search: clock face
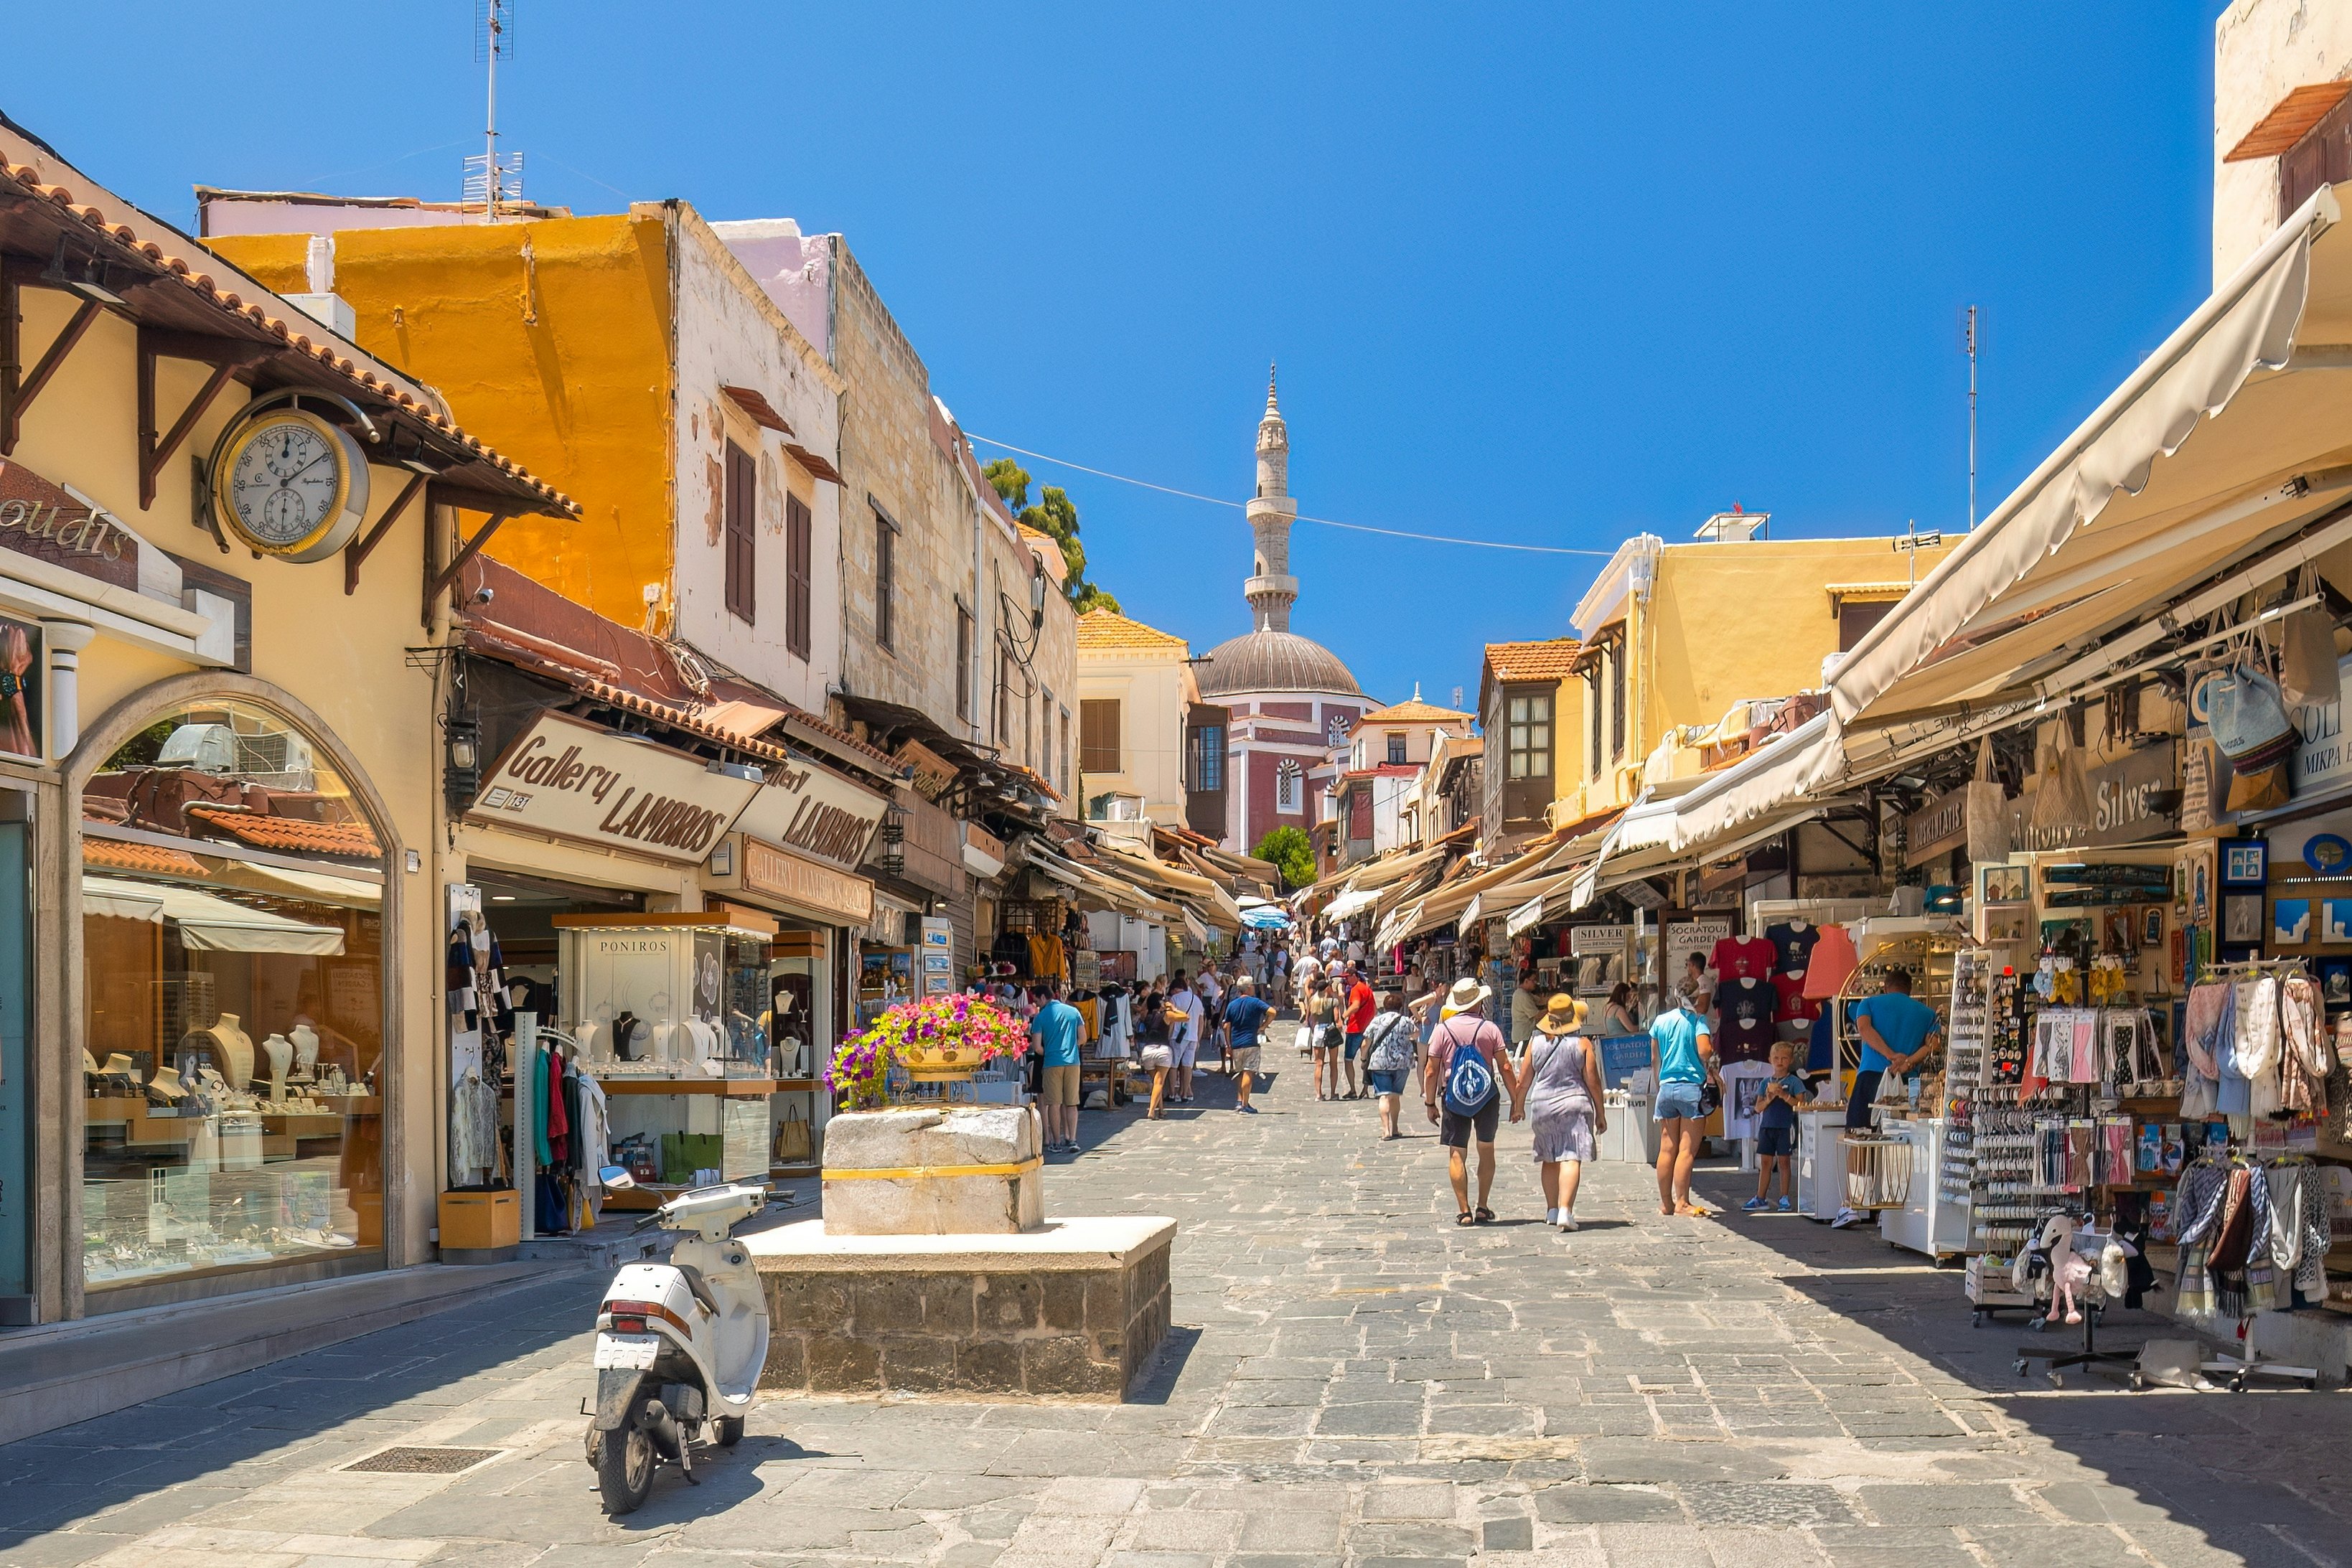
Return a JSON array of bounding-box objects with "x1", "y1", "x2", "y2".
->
[{"x1": 208, "y1": 409, "x2": 373, "y2": 563}]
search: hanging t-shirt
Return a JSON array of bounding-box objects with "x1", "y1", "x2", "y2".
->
[
  {"x1": 1800, "y1": 925, "x2": 1860, "y2": 1000},
  {"x1": 1710, "y1": 934, "x2": 1777, "y2": 982},
  {"x1": 1773, "y1": 972, "x2": 1822, "y2": 1025},
  {"x1": 1765, "y1": 921, "x2": 1819, "y2": 977},
  {"x1": 1720, "y1": 1059, "x2": 1776, "y2": 1139},
  {"x1": 1715, "y1": 977, "x2": 1779, "y2": 1063}
]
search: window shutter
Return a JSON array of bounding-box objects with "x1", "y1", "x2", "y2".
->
[
  {"x1": 723, "y1": 441, "x2": 756, "y2": 624},
  {"x1": 1080, "y1": 700, "x2": 1121, "y2": 774},
  {"x1": 784, "y1": 493, "x2": 812, "y2": 658}
]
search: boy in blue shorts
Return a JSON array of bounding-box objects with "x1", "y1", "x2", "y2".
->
[{"x1": 1743, "y1": 1041, "x2": 1809, "y2": 1213}]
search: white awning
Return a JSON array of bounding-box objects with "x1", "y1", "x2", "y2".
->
[
  {"x1": 1834, "y1": 185, "x2": 2352, "y2": 729},
  {"x1": 83, "y1": 875, "x2": 347, "y2": 956},
  {"x1": 1323, "y1": 887, "x2": 1380, "y2": 922}
]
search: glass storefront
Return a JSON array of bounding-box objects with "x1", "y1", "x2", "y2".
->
[{"x1": 80, "y1": 698, "x2": 384, "y2": 1299}]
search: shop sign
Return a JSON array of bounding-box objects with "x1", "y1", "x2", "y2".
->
[
  {"x1": 741, "y1": 834, "x2": 873, "y2": 925},
  {"x1": 0, "y1": 459, "x2": 139, "y2": 590},
  {"x1": 2006, "y1": 741, "x2": 2179, "y2": 853},
  {"x1": 1664, "y1": 916, "x2": 1730, "y2": 980},
  {"x1": 2290, "y1": 652, "x2": 2352, "y2": 798},
  {"x1": 472, "y1": 710, "x2": 759, "y2": 863},
  {"x1": 734, "y1": 756, "x2": 891, "y2": 873},
  {"x1": 1902, "y1": 789, "x2": 1968, "y2": 869},
  {"x1": 1569, "y1": 923, "x2": 1629, "y2": 955}
]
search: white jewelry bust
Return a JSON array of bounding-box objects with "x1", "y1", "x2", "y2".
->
[
  {"x1": 207, "y1": 1014, "x2": 255, "y2": 1090},
  {"x1": 261, "y1": 1034, "x2": 293, "y2": 1101},
  {"x1": 289, "y1": 1024, "x2": 320, "y2": 1078},
  {"x1": 147, "y1": 1065, "x2": 187, "y2": 1102}
]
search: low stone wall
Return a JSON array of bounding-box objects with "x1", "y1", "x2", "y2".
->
[{"x1": 749, "y1": 1216, "x2": 1175, "y2": 1399}]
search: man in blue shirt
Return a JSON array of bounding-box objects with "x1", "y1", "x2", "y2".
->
[
  {"x1": 1223, "y1": 975, "x2": 1273, "y2": 1114},
  {"x1": 1031, "y1": 980, "x2": 1086, "y2": 1155},
  {"x1": 1834, "y1": 967, "x2": 1942, "y2": 1227}
]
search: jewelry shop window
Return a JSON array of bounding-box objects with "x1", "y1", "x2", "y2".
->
[{"x1": 80, "y1": 699, "x2": 385, "y2": 1298}]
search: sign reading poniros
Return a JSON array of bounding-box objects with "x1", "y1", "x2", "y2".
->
[{"x1": 472, "y1": 710, "x2": 760, "y2": 863}]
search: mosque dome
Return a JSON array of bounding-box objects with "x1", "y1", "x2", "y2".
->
[{"x1": 1195, "y1": 626, "x2": 1362, "y2": 698}]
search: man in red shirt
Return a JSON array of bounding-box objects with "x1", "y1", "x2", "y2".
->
[{"x1": 1344, "y1": 964, "x2": 1377, "y2": 1100}]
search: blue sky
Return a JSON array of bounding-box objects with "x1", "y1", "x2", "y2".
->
[{"x1": 7, "y1": 4, "x2": 2226, "y2": 709}]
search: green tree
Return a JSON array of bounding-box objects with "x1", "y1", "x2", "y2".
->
[
  {"x1": 1254, "y1": 826, "x2": 1317, "y2": 892},
  {"x1": 983, "y1": 459, "x2": 1121, "y2": 614}
]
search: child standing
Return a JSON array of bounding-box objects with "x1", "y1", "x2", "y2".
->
[{"x1": 1743, "y1": 1042, "x2": 1809, "y2": 1212}]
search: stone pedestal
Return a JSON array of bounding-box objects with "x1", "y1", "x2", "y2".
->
[
  {"x1": 749, "y1": 1216, "x2": 1175, "y2": 1399},
  {"x1": 822, "y1": 1106, "x2": 1043, "y2": 1235}
]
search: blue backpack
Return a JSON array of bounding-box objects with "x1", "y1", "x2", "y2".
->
[{"x1": 1439, "y1": 1023, "x2": 1498, "y2": 1116}]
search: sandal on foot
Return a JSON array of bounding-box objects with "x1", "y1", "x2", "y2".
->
[
  {"x1": 1456, "y1": 1211, "x2": 1476, "y2": 1226},
  {"x1": 1474, "y1": 1206, "x2": 1495, "y2": 1224}
]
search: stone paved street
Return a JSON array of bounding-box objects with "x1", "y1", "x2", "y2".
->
[{"x1": 5, "y1": 1061, "x2": 2352, "y2": 1567}]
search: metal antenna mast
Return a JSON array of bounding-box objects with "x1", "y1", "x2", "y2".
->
[
  {"x1": 465, "y1": 1, "x2": 523, "y2": 213},
  {"x1": 1964, "y1": 304, "x2": 1980, "y2": 530}
]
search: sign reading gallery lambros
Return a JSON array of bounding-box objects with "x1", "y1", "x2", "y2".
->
[{"x1": 472, "y1": 711, "x2": 761, "y2": 863}]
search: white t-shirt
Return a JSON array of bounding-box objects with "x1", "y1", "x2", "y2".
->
[
  {"x1": 1168, "y1": 988, "x2": 1204, "y2": 1044},
  {"x1": 1348, "y1": 939, "x2": 1365, "y2": 962},
  {"x1": 1295, "y1": 955, "x2": 1321, "y2": 991}
]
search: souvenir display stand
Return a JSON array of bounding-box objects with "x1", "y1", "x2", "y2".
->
[
  {"x1": 553, "y1": 914, "x2": 777, "y2": 1211},
  {"x1": 769, "y1": 929, "x2": 825, "y2": 1180},
  {"x1": 1825, "y1": 918, "x2": 1966, "y2": 1232}
]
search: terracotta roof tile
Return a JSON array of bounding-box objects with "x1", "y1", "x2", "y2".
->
[
  {"x1": 0, "y1": 157, "x2": 575, "y2": 517},
  {"x1": 184, "y1": 805, "x2": 380, "y2": 859},
  {"x1": 1076, "y1": 608, "x2": 1189, "y2": 654},
  {"x1": 1483, "y1": 638, "x2": 1582, "y2": 684},
  {"x1": 1352, "y1": 698, "x2": 1473, "y2": 727},
  {"x1": 81, "y1": 837, "x2": 210, "y2": 878}
]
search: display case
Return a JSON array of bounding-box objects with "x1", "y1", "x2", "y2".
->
[
  {"x1": 553, "y1": 914, "x2": 777, "y2": 1208},
  {"x1": 769, "y1": 929, "x2": 826, "y2": 1178}
]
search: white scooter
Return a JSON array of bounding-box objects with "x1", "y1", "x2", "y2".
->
[{"x1": 585, "y1": 1167, "x2": 782, "y2": 1513}]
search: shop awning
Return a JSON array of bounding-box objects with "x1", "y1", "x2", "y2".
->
[
  {"x1": 1834, "y1": 184, "x2": 2352, "y2": 731},
  {"x1": 82, "y1": 875, "x2": 347, "y2": 955},
  {"x1": 1323, "y1": 886, "x2": 1381, "y2": 922}
]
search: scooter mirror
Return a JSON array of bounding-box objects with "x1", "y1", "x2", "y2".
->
[{"x1": 598, "y1": 1164, "x2": 637, "y2": 1191}]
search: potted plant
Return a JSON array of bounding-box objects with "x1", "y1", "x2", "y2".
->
[{"x1": 826, "y1": 992, "x2": 1029, "y2": 1108}]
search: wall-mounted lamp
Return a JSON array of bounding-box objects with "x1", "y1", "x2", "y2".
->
[
  {"x1": 444, "y1": 714, "x2": 481, "y2": 816},
  {"x1": 1030, "y1": 561, "x2": 1047, "y2": 630},
  {"x1": 878, "y1": 804, "x2": 907, "y2": 878}
]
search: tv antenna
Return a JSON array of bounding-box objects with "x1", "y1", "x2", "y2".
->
[
  {"x1": 1962, "y1": 304, "x2": 1980, "y2": 530},
  {"x1": 464, "y1": 0, "x2": 525, "y2": 213}
]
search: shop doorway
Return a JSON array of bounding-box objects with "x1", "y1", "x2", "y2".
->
[{"x1": 0, "y1": 789, "x2": 29, "y2": 1316}]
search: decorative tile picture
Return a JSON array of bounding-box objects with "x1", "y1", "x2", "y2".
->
[
  {"x1": 2328, "y1": 900, "x2": 2352, "y2": 944},
  {"x1": 2274, "y1": 898, "x2": 2312, "y2": 946}
]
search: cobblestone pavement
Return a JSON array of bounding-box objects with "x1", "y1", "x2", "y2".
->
[{"x1": 6, "y1": 1058, "x2": 2352, "y2": 1567}]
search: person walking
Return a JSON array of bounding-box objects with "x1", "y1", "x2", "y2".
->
[
  {"x1": 1362, "y1": 987, "x2": 1419, "y2": 1139},
  {"x1": 1343, "y1": 963, "x2": 1376, "y2": 1100},
  {"x1": 1167, "y1": 970, "x2": 1204, "y2": 1105},
  {"x1": 1293, "y1": 945, "x2": 1321, "y2": 1007},
  {"x1": 1598, "y1": 982, "x2": 1641, "y2": 1037},
  {"x1": 1271, "y1": 944, "x2": 1291, "y2": 1008},
  {"x1": 1224, "y1": 975, "x2": 1272, "y2": 1113},
  {"x1": 1135, "y1": 985, "x2": 1174, "y2": 1118},
  {"x1": 1651, "y1": 981, "x2": 1720, "y2": 1218},
  {"x1": 1303, "y1": 977, "x2": 1341, "y2": 1099},
  {"x1": 1517, "y1": 993, "x2": 1606, "y2": 1231},
  {"x1": 1030, "y1": 980, "x2": 1086, "y2": 1155},
  {"x1": 1197, "y1": 962, "x2": 1227, "y2": 1074},
  {"x1": 1425, "y1": 976, "x2": 1516, "y2": 1225}
]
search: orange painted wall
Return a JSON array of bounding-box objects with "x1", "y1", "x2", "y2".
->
[{"x1": 207, "y1": 214, "x2": 675, "y2": 625}]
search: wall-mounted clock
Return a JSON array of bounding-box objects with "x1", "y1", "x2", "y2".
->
[{"x1": 207, "y1": 408, "x2": 370, "y2": 563}]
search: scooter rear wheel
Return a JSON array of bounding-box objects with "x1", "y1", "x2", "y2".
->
[
  {"x1": 714, "y1": 1415, "x2": 744, "y2": 1447},
  {"x1": 595, "y1": 1424, "x2": 655, "y2": 1514}
]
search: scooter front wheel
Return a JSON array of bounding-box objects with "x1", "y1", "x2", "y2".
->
[{"x1": 595, "y1": 1424, "x2": 656, "y2": 1514}]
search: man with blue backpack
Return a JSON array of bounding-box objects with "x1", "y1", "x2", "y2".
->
[{"x1": 1423, "y1": 976, "x2": 1521, "y2": 1225}]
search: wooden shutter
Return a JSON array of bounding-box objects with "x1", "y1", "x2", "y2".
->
[
  {"x1": 723, "y1": 441, "x2": 756, "y2": 624},
  {"x1": 875, "y1": 512, "x2": 894, "y2": 649},
  {"x1": 1080, "y1": 699, "x2": 1120, "y2": 774},
  {"x1": 784, "y1": 492, "x2": 812, "y2": 658}
]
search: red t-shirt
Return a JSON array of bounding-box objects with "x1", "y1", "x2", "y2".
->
[
  {"x1": 1348, "y1": 982, "x2": 1376, "y2": 1033},
  {"x1": 1773, "y1": 972, "x2": 1821, "y2": 1024},
  {"x1": 1711, "y1": 935, "x2": 1777, "y2": 982}
]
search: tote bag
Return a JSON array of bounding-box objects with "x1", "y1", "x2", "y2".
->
[{"x1": 1964, "y1": 736, "x2": 2010, "y2": 863}]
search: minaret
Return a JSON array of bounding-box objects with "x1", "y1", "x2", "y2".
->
[{"x1": 1245, "y1": 365, "x2": 1300, "y2": 632}]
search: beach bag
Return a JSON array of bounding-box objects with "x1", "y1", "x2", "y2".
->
[
  {"x1": 2282, "y1": 565, "x2": 2342, "y2": 710},
  {"x1": 2030, "y1": 718, "x2": 2094, "y2": 832},
  {"x1": 1438, "y1": 1024, "x2": 1497, "y2": 1116},
  {"x1": 2206, "y1": 659, "x2": 2296, "y2": 774},
  {"x1": 1964, "y1": 737, "x2": 2011, "y2": 863}
]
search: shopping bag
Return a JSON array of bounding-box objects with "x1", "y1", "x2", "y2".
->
[
  {"x1": 2030, "y1": 717, "x2": 2093, "y2": 832},
  {"x1": 1963, "y1": 736, "x2": 2010, "y2": 863},
  {"x1": 772, "y1": 1103, "x2": 812, "y2": 1164},
  {"x1": 2281, "y1": 566, "x2": 2341, "y2": 710},
  {"x1": 2206, "y1": 660, "x2": 2296, "y2": 773}
]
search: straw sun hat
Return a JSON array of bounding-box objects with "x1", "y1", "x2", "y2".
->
[{"x1": 1535, "y1": 994, "x2": 1588, "y2": 1036}]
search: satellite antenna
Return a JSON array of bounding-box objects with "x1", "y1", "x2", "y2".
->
[
  {"x1": 1962, "y1": 304, "x2": 1980, "y2": 530},
  {"x1": 464, "y1": 0, "x2": 525, "y2": 213}
]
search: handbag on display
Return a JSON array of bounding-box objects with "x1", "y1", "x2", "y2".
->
[
  {"x1": 2030, "y1": 717, "x2": 2094, "y2": 832},
  {"x1": 772, "y1": 1102, "x2": 812, "y2": 1164},
  {"x1": 2281, "y1": 565, "x2": 2342, "y2": 710},
  {"x1": 1964, "y1": 737, "x2": 2011, "y2": 863}
]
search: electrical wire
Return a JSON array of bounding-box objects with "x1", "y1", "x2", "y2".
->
[{"x1": 965, "y1": 433, "x2": 1617, "y2": 558}]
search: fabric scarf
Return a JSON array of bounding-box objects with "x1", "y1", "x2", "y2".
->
[
  {"x1": 2237, "y1": 979, "x2": 2282, "y2": 1079},
  {"x1": 2183, "y1": 982, "x2": 2227, "y2": 1079},
  {"x1": 2208, "y1": 1167, "x2": 2257, "y2": 1318}
]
